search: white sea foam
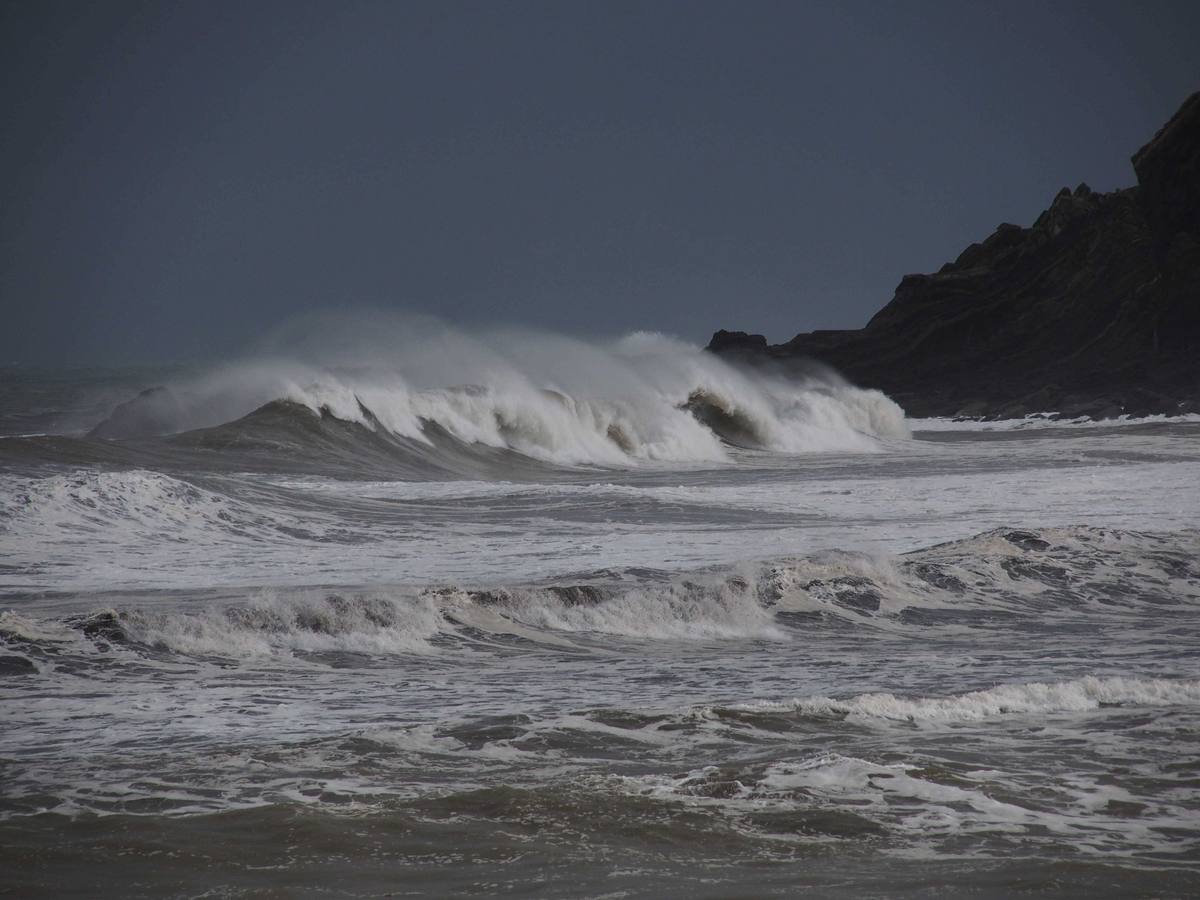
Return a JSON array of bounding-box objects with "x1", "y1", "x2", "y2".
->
[
  {"x1": 738, "y1": 676, "x2": 1200, "y2": 723},
  {"x1": 619, "y1": 752, "x2": 1041, "y2": 835},
  {"x1": 495, "y1": 578, "x2": 788, "y2": 641},
  {"x1": 0, "y1": 611, "x2": 75, "y2": 644},
  {"x1": 911, "y1": 412, "x2": 1200, "y2": 431},
  {"x1": 0, "y1": 470, "x2": 266, "y2": 539},
  {"x1": 619, "y1": 738, "x2": 1198, "y2": 855},
  {"x1": 117, "y1": 591, "x2": 446, "y2": 657}
]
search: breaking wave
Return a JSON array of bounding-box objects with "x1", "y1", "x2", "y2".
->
[
  {"x1": 3, "y1": 525, "x2": 1196, "y2": 664},
  {"x1": 82, "y1": 316, "x2": 909, "y2": 469}
]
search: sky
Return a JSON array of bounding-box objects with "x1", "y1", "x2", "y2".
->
[{"x1": 1, "y1": 0, "x2": 1198, "y2": 365}]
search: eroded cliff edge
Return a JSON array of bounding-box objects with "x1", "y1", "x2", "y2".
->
[{"x1": 709, "y1": 93, "x2": 1200, "y2": 419}]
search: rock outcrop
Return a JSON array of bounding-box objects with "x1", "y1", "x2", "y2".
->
[{"x1": 709, "y1": 93, "x2": 1200, "y2": 419}]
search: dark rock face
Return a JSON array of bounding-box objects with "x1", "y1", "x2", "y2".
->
[
  {"x1": 1133, "y1": 93, "x2": 1200, "y2": 240},
  {"x1": 708, "y1": 329, "x2": 769, "y2": 356},
  {"x1": 708, "y1": 93, "x2": 1200, "y2": 419}
]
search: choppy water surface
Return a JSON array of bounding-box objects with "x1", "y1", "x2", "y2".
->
[{"x1": 1, "y1": 356, "x2": 1198, "y2": 897}]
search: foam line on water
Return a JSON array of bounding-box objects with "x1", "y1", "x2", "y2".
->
[{"x1": 732, "y1": 676, "x2": 1200, "y2": 722}]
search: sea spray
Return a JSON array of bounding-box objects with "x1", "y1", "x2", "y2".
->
[{"x1": 85, "y1": 314, "x2": 910, "y2": 462}]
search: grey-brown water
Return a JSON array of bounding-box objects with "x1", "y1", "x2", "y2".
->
[{"x1": 2, "y1": 360, "x2": 1199, "y2": 898}]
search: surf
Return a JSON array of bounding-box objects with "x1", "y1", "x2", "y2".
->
[{"x1": 79, "y1": 315, "x2": 909, "y2": 471}]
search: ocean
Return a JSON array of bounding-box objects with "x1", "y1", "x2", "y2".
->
[{"x1": 2, "y1": 330, "x2": 1198, "y2": 898}]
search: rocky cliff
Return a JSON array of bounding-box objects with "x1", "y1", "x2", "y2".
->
[{"x1": 709, "y1": 93, "x2": 1200, "y2": 419}]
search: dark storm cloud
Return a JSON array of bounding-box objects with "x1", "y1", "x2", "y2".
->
[{"x1": 1, "y1": 0, "x2": 1197, "y2": 364}]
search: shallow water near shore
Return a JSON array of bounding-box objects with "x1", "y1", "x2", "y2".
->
[{"x1": 2, "y1": 362, "x2": 1199, "y2": 897}]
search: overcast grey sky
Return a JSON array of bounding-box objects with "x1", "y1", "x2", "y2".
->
[{"x1": 1, "y1": 0, "x2": 1197, "y2": 365}]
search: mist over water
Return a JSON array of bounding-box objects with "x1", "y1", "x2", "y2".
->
[{"x1": 1, "y1": 316, "x2": 1198, "y2": 897}]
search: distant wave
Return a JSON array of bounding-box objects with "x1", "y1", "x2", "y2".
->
[{"x1": 83, "y1": 319, "x2": 909, "y2": 468}]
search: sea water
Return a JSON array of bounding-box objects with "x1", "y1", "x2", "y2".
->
[{"x1": 1, "y1": 337, "x2": 1198, "y2": 897}]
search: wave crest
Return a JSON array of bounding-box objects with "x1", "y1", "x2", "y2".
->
[{"x1": 85, "y1": 319, "x2": 909, "y2": 466}]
